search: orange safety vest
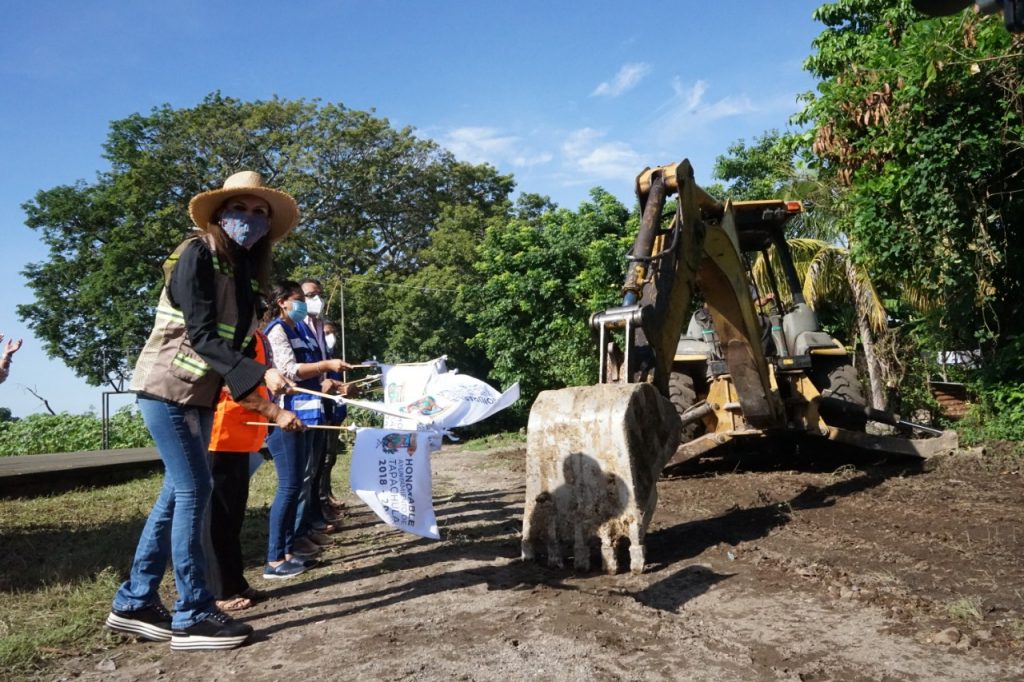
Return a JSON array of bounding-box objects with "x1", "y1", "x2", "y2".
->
[{"x1": 209, "y1": 330, "x2": 270, "y2": 453}]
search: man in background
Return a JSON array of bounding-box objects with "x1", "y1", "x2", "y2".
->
[
  {"x1": 319, "y1": 319, "x2": 348, "y2": 517},
  {"x1": 298, "y1": 279, "x2": 341, "y2": 540}
]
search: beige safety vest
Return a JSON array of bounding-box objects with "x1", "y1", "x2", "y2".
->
[{"x1": 130, "y1": 234, "x2": 257, "y2": 407}]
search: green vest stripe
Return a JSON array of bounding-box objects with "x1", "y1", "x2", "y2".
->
[
  {"x1": 156, "y1": 305, "x2": 185, "y2": 321},
  {"x1": 211, "y1": 253, "x2": 229, "y2": 275},
  {"x1": 132, "y1": 234, "x2": 258, "y2": 407},
  {"x1": 172, "y1": 354, "x2": 210, "y2": 376}
]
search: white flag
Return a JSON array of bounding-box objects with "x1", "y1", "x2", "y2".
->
[
  {"x1": 380, "y1": 357, "x2": 447, "y2": 429},
  {"x1": 349, "y1": 427, "x2": 441, "y2": 539},
  {"x1": 347, "y1": 373, "x2": 520, "y2": 432},
  {"x1": 346, "y1": 361, "x2": 519, "y2": 541},
  {"x1": 406, "y1": 372, "x2": 520, "y2": 430}
]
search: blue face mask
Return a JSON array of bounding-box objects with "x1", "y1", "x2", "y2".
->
[
  {"x1": 287, "y1": 299, "x2": 308, "y2": 323},
  {"x1": 220, "y1": 209, "x2": 270, "y2": 250}
]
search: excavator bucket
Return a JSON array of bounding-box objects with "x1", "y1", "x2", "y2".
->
[{"x1": 521, "y1": 383, "x2": 681, "y2": 574}]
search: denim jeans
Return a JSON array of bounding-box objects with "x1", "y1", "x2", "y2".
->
[
  {"x1": 266, "y1": 427, "x2": 308, "y2": 562},
  {"x1": 248, "y1": 451, "x2": 265, "y2": 478},
  {"x1": 112, "y1": 398, "x2": 215, "y2": 629}
]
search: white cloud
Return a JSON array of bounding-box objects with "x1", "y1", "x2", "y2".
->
[
  {"x1": 562, "y1": 128, "x2": 602, "y2": 157},
  {"x1": 442, "y1": 127, "x2": 519, "y2": 165},
  {"x1": 511, "y1": 152, "x2": 554, "y2": 168},
  {"x1": 562, "y1": 128, "x2": 643, "y2": 180},
  {"x1": 652, "y1": 77, "x2": 755, "y2": 141},
  {"x1": 672, "y1": 77, "x2": 707, "y2": 112},
  {"x1": 441, "y1": 126, "x2": 554, "y2": 171},
  {"x1": 592, "y1": 62, "x2": 651, "y2": 97}
]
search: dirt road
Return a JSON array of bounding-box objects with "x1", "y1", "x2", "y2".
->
[{"x1": 57, "y1": 443, "x2": 1024, "y2": 681}]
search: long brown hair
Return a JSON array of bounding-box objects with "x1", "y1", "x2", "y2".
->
[{"x1": 261, "y1": 280, "x2": 303, "y2": 327}]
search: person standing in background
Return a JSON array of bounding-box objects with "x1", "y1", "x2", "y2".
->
[
  {"x1": 205, "y1": 328, "x2": 273, "y2": 612},
  {"x1": 262, "y1": 281, "x2": 353, "y2": 577},
  {"x1": 319, "y1": 319, "x2": 348, "y2": 517},
  {"x1": 297, "y1": 278, "x2": 339, "y2": 541},
  {"x1": 0, "y1": 334, "x2": 23, "y2": 384}
]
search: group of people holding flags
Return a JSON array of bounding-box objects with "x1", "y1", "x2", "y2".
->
[
  {"x1": 104, "y1": 172, "x2": 361, "y2": 651},
  {"x1": 101, "y1": 170, "x2": 518, "y2": 653}
]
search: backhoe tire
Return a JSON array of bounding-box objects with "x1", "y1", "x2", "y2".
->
[
  {"x1": 817, "y1": 363, "x2": 868, "y2": 431},
  {"x1": 669, "y1": 371, "x2": 702, "y2": 442}
]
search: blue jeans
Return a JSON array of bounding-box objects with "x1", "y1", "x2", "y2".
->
[
  {"x1": 248, "y1": 451, "x2": 265, "y2": 478},
  {"x1": 113, "y1": 398, "x2": 215, "y2": 629},
  {"x1": 266, "y1": 427, "x2": 308, "y2": 562}
]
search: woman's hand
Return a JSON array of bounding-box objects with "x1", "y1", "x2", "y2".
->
[
  {"x1": 239, "y1": 390, "x2": 305, "y2": 431},
  {"x1": 336, "y1": 380, "x2": 362, "y2": 398},
  {"x1": 274, "y1": 409, "x2": 305, "y2": 432},
  {"x1": 324, "y1": 358, "x2": 357, "y2": 373},
  {"x1": 264, "y1": 368, "x2": 293, "y2": 395},
  {"x1": 320, "y1": 377, "x2": 360, "y2": 397}
]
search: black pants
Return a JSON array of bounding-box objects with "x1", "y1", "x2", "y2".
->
[
  {"x1": 318, "y1": 430, "x2": 342, "y2": 502},
  {"x1": 207, "y1": 451, "x2": 251, "y2": 599},
  {"x1": 307, "y1": 429, "x2": 331, "y2": 521}
]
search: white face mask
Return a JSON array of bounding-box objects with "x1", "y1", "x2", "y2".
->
[
  {"x1": 324, "y1": 333, "x2": 337, "y2": 351},
  {"x1": 306, "y1": 295, "x2": 323, "y2": 317}
]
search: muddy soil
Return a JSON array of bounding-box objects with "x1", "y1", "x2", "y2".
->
[{"x1": 57, "y1": 442, "x2": 1024, "y2": 681}]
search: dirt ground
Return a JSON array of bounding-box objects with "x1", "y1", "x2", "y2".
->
[{"x1": 54, "y1": 440, "x2": 1024, "y2": 682}]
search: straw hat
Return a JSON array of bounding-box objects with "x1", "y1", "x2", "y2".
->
[{"x1": 188, "y1": 171, "x2": 299, "y2": 242}]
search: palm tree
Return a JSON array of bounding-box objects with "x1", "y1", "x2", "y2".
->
[
  {"x1": 755, "y1": 238, "x2": 889, "y2": 410},
  {"x1": 714, "y1": 131, "x2": 931, "y2": 410}
]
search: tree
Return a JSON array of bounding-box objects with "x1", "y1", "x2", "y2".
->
[
  {"x1": 800, "y1": 1, "x2": 1024, "y2": 373},
  {"x1": 714, "y1": 130, "x2": 896, "y2": 408},
  {"x1": 307, "y1": 173, "x2": 518, "y2": 377},
  {"x1": 334, "y1": 200, "x2": 511, "y2": 376},
  {"x1": 713, "y1": 131, "x2": 805, "y2": 200},
  {"x1": 19, "y1": 93, "x2": 512, "y2": 387},
  {"x1": 466, "y1": 189, "x2": 634, "y2": 405},
  {"x1": 713, "y1": 129, "x2": 844, "y2": 240}
]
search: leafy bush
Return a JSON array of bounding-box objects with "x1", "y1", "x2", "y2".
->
[
  {"x1": 956, "y1": 333, "x2": 1024, "y2": 446},
  {"x1": 0, "y1": 406, "x2": 152, "y2": 456},
  {"x1": 959, "y1": 382, "x2": 1024, "y2": 446}
]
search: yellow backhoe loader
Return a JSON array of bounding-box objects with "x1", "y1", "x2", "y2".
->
[{"x1": 521, "y1": 160, "x2": 957, "y2": 575}]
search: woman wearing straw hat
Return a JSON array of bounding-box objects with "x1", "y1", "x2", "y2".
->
[{"x1": 106, "y1": 171, "x2": 304, "y2": 652}]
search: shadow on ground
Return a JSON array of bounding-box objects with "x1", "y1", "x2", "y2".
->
[{"x1": 647, "y1": 445, "x2": 928, "y2": 570}]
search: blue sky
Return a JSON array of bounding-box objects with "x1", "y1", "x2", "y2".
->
[{"x1": 0, "y1": 1, "x2": 825, "y2": 417}]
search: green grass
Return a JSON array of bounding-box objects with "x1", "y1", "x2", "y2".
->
[
  {"x1": 0, "y1": 456, "x2": 353, "y2": 677},
  {"x1": 1010, "y1": 619, "x2": 1024, "y2": 640},
  {"x1": 0, "y1": 472, "x2": 162, "y2": 675},
  {"x1": 946, "y1": 596, "x2": 984, "y2": 622},
  {"x1": 459, "y1": 430, "x2": 526, "y2": 452}
]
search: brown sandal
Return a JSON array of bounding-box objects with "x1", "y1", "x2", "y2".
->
[{"x1": 216, "y1": 595, "x2": 254, "y2": 612}]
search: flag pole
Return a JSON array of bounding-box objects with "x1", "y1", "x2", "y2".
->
[{"x1": 340, "y1": 279, "x2": 347, "y2": 383}]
